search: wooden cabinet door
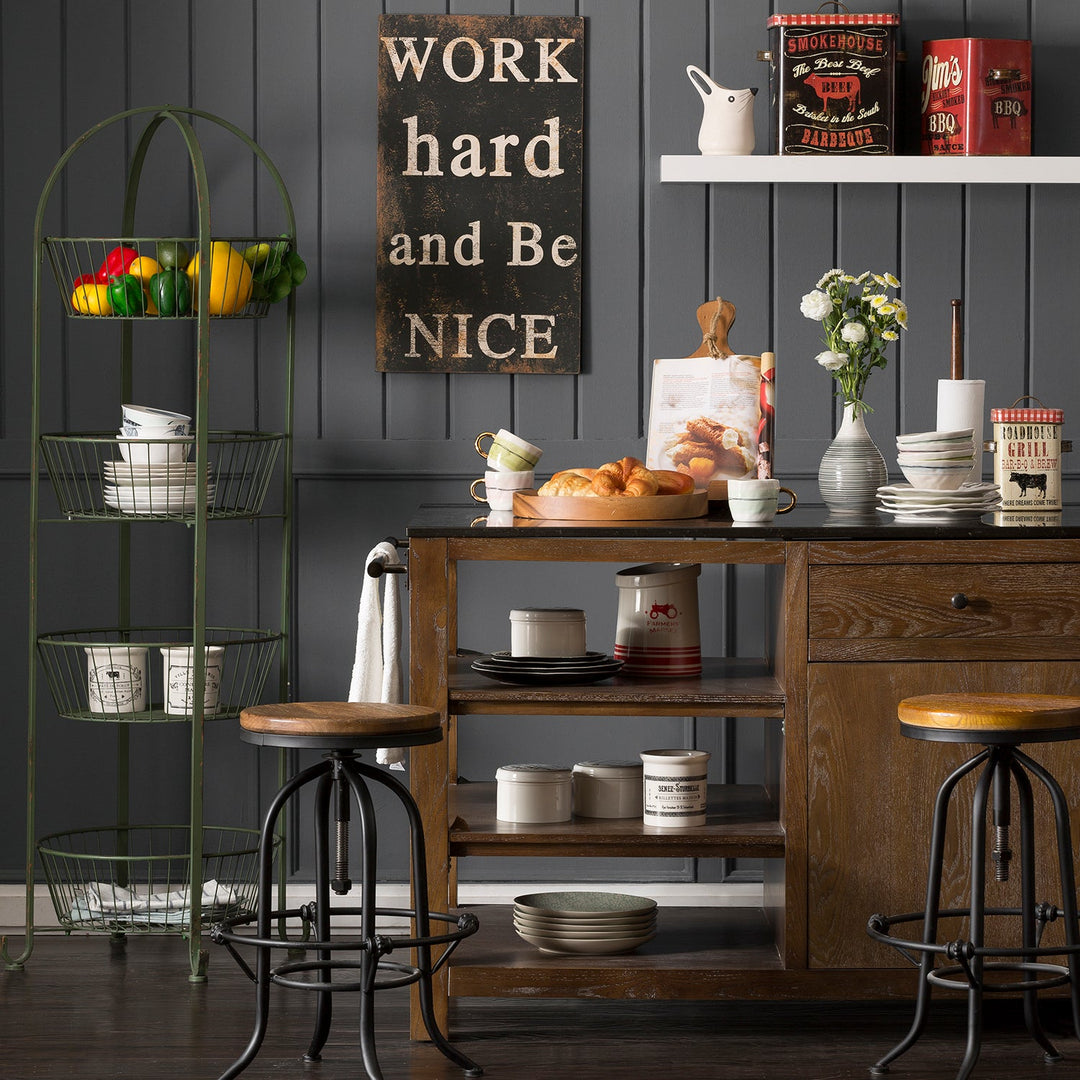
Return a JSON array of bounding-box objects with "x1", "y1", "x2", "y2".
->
[{"x1": 807, "y1": 661, "x2": 1080, "y2": 969}]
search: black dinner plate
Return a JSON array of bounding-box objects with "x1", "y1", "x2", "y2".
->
[{"x1": 471, "y1": 657, "x2": 623, "y2": 685}]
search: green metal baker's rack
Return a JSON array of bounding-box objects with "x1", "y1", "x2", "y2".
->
[{"x1": 0, "y1": 106, "x2": 296, "y2": 981}]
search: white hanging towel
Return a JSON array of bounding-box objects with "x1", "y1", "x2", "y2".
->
[{"x1": 348, "y1": 541, "x2": 405, "y2": 767}]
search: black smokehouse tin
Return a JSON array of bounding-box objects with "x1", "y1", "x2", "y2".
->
[{"x1": 763, "y1": 8, "x2": 900, "y2": 154}]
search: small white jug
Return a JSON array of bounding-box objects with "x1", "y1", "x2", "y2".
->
[{"x1": 686, "y1": 65, "x2": 757, "y2": 155}]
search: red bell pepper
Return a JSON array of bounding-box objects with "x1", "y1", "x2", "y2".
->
[
  {"x1": 72, "y1": 273, "x2": 97, "y2": 289},
  {"x1": 95, "y1": 245, "x2": 139, "y2": 283}
]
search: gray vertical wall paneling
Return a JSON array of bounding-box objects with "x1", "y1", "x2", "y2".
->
[
  {"x1": 321, "y1": 0, "x2": 385, "y2": 445},
  {"x1": 4, "y1": 3, "x2": 64, "y2": 448},
  {"x1": 60, "y1": 4, "x2": 127, "y2": 434},
  {"x1": 645, "y1": 0, "x2": 707, "y2": 424},
  {"x1": 706, "y1": 2, "x2": 771, "y2": 366}
]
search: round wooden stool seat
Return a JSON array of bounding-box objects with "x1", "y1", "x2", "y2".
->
[
  {"x1": 898, "y1": 692, "x2": 1080, "y2": 745},
  {"x1": 239, "y1": 701, "x2": 442, "y2": 750}
]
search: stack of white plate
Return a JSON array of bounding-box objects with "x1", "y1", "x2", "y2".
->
[
  {"x1": 876, "y1": 481, "x2": 1000, "y2": 522},
  {"x1": 512, "y1": 891, "x2": 657, "y2": 955},
  {"x1": 102, "y1": 461, "x2": 215, "y2": 515},
  {"x1": 895, "y1": 428, "x2": 976, "y2": 490}
]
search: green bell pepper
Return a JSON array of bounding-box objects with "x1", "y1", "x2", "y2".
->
[
  {"x1": 148, "y1": 268, "x2": 192, "y2": 317},
  {"x1": 106, "y1": 273, "x2": 146, "y2": 317}
]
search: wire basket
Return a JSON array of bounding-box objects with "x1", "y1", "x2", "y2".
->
[
  {"x1": 40, "y1": 431, "x2": 282, "y2": 520},
  {"x1": 38, "y1": 825, "x2": 273, "y2": 934},
  {"x1": 37, "y1": 626, "x2": 281, "y2": 722},
  {"x1": 44, "y1": 236, "x2": 294, "y2": 319}
]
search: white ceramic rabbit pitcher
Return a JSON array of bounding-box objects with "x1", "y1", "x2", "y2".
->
[{"x1": 686, "y1": 65, "x2": 756, "y2": 155}]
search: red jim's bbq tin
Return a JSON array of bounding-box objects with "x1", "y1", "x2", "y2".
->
[
  {"x1": 921, "y1": 38, "x2": 1032, "y2": 155},
  {"x1": 762, "y1": 7, "x2": 900, "y2": 154}
]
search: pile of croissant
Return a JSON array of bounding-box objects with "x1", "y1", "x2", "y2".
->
[{"x1": 537, "y1": 456, "x2": 695, "y2": 498}]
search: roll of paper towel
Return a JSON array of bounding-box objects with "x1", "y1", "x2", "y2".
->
[{"x1": 936, "y1": 378, "x2": 985, "y2": 481}]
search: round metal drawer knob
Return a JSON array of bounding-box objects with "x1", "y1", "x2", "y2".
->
[{"x1": 951, "y1": 593, "x2": 969, "y2": 610}]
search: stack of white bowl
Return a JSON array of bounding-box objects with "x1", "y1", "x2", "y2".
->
[
  {"x1": 512, "y1": 891, "x2": 657, "y2": 955},
  {"x1": 106, "y1": 405, "x2": 211, "y2": 514},
  {"x1": 895, "y1": 428, "x2": 976, "y2": 490},
  {"x1": 117, "y1": 404, "x2": 194, "y2": 465}
]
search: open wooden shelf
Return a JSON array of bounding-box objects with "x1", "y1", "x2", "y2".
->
[
  {"x1": 449, "y1": 783, "x2": 783, "y2": 859},
  {"x1": 447, "y1": 905, "x2": 784, "y2": 999},
  {"x1": 659, "y1": 154, "x2": 1080, "y2": 185},
  {"x1": 449, "y1": 656, "x2": 786, "y2": 717}
]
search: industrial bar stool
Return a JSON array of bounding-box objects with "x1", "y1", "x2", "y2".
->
[
  {"x1": 212, "y1": 701, "x2": 482, "y2": 1080},
  {"x1": 867, "y1": 693, "x2": 1080, "y2": 1079}
]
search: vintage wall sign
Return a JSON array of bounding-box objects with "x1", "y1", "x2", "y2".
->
[{"x1": 377, "y1": 14, "x2": 584, "y2": 374}]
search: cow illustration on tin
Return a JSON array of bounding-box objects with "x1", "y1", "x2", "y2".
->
[{"x1": 804, "y1": 72, "x2": 862, "y2": 115}]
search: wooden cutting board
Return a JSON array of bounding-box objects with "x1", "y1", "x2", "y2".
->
[{"x1": 513, "y1": 490, "x2": 707, "y2": 521}]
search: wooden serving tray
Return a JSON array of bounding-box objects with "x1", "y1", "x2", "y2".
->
[{"x1": 513, "y1": 490, "x2": 708, "y2": 521}]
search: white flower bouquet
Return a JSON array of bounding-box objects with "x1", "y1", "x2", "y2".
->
[{"x1": 800, "y1": 269, "x2": 908, "y2": 416}]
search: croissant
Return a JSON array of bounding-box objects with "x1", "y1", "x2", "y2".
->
[
  {"x1": 649, "y1": 469, "x2": 692, "y2": 495},
  {"x1": 590, "y1": 457, "x2": 660, "y2": 497},
  {"x1": 537, "y1": 471, "x2": 595, "y2": 496}
]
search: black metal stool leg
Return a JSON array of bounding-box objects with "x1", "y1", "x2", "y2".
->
[
  {"x1": 217, "y1": 757, "x2": 333, "y2": 1080},
  {"x1": 871, "y1": 749, "x2": 989, "y2": 1076},
  {"x1": 359, "y1": 762, "x2": 485, "y2": 1076},
  {"x1": 953, "y1": 752, "x2": 996, "y2": 1080},
  {"x1": 341, "y1": 761, "x2": 386, "y2": 1080},
  {"x1": 1016, "y1": 748, "x2": 1080, "y2": 1045},
  {"x1": 1010, "y1": 759, "x2": 1062, "y2": 1061},
  {"x1": 304, "y1": 769, "x2": 336, "y2": 1062}
]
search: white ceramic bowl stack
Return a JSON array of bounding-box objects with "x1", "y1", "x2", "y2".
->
[
  {"x1": 117, "y1": 403, "x2": 194, "y2": 465},
  {"x1": 512, "y1": 891, "x2": 657, "y2": 955},
  {"x1": 106, "y1": 405, "x2": 212, "y2": 514},
  {"x1": 895, "y1": 428, "x2": 976, "y2": 490}
]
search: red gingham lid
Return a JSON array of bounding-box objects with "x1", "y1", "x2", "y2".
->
[
  {"x1": 990, "y1": 407, "x2": 1064, "y2": 424},
  {"x1": 767, "y1": 12, "x2": 900, "y2": 28}
]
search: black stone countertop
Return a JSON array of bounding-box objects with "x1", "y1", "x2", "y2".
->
[{"x1": 406, "y1": 503, "x2": 1080, "y2": 541}]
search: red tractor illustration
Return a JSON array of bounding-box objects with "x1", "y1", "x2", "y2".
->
[{"x1": 649, "y1": 602, "x2": 679, "y2": 620}]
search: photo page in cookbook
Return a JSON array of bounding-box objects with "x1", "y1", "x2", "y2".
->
[{"x1": 645, "y1": 351, "x2": 771, "y2": 487}]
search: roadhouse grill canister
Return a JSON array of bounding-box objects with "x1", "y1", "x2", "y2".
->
[
  {"x1": 762, "y1": 7, "x2": 900, "y2": 154},
  {"x1": 988, "y1": 402, "x2": 1068, "y2": 513}
]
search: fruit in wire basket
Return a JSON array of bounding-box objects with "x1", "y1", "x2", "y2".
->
[
  {"x1": 186, "y1": 240, "x2": 253, "y2": 315},
  {"x1": 155, "y1": 240, "x2": 190, "y2": 269},
  {"x1": 71, "y1": 282, "x2": 112, "y2": 315}
]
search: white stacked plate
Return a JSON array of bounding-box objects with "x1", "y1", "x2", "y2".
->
[
  {"x1": 471, "y1": 651, "x2": 622, "y2": 685},
  {"x1": 896, "y1": 429, "x2": 976, "y2": 490},
  {"x1": 877, "y1": 481, "x2": 1000, "y2": 522},
  {"x1": 102, "y1": 461, "x2": 214, "y2": 515},
  {"x1": 513, "y1": 891, "x2": 657, "y2": 955}
]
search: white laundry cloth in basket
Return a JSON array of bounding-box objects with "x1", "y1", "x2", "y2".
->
[{"x1": 348, "y1": 541, "x2": 405, "y2": 767}]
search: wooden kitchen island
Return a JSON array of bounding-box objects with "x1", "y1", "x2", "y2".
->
[{"x1": 406, "y1": 505, "x2": 1080, "y2": 1034}]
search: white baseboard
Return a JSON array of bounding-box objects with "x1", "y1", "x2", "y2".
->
[{"x1": 0, "y1": 881, "x2": 762, "y2": 934}]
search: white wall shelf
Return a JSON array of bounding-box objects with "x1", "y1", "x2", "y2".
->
[{"x1": 660, "y1": 155, "x2": 1080, "y2": 185}]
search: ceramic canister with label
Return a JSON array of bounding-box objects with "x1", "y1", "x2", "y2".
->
[
  {"x1": 614, "y1": 563, "x2": 701, "y2": 677},
  {"x1": 85, "y1": 645, "x2": 147, "y2": 715},
  {"x1": 640, "y1": 749, "x2": 711, "y2": 828}
]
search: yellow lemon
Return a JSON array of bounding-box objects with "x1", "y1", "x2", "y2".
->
[
  {"x1": 71, "y1": 283, "x2": 112, "y2": 315},
  {"x1": 186, "y1": 241, "x2": 254, "y2": 315},
  {"x1": 127, "y1": 255, "x2": 162, "y2": 282}
]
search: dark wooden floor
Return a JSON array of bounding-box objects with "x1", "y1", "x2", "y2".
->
[{"x1": 2, "y1": 935, "x2": 1079, "y2": 1079}]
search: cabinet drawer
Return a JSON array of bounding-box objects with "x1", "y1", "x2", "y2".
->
[{"x1": 808, "y1": 563, "x2": 1080, "y2": 661}]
